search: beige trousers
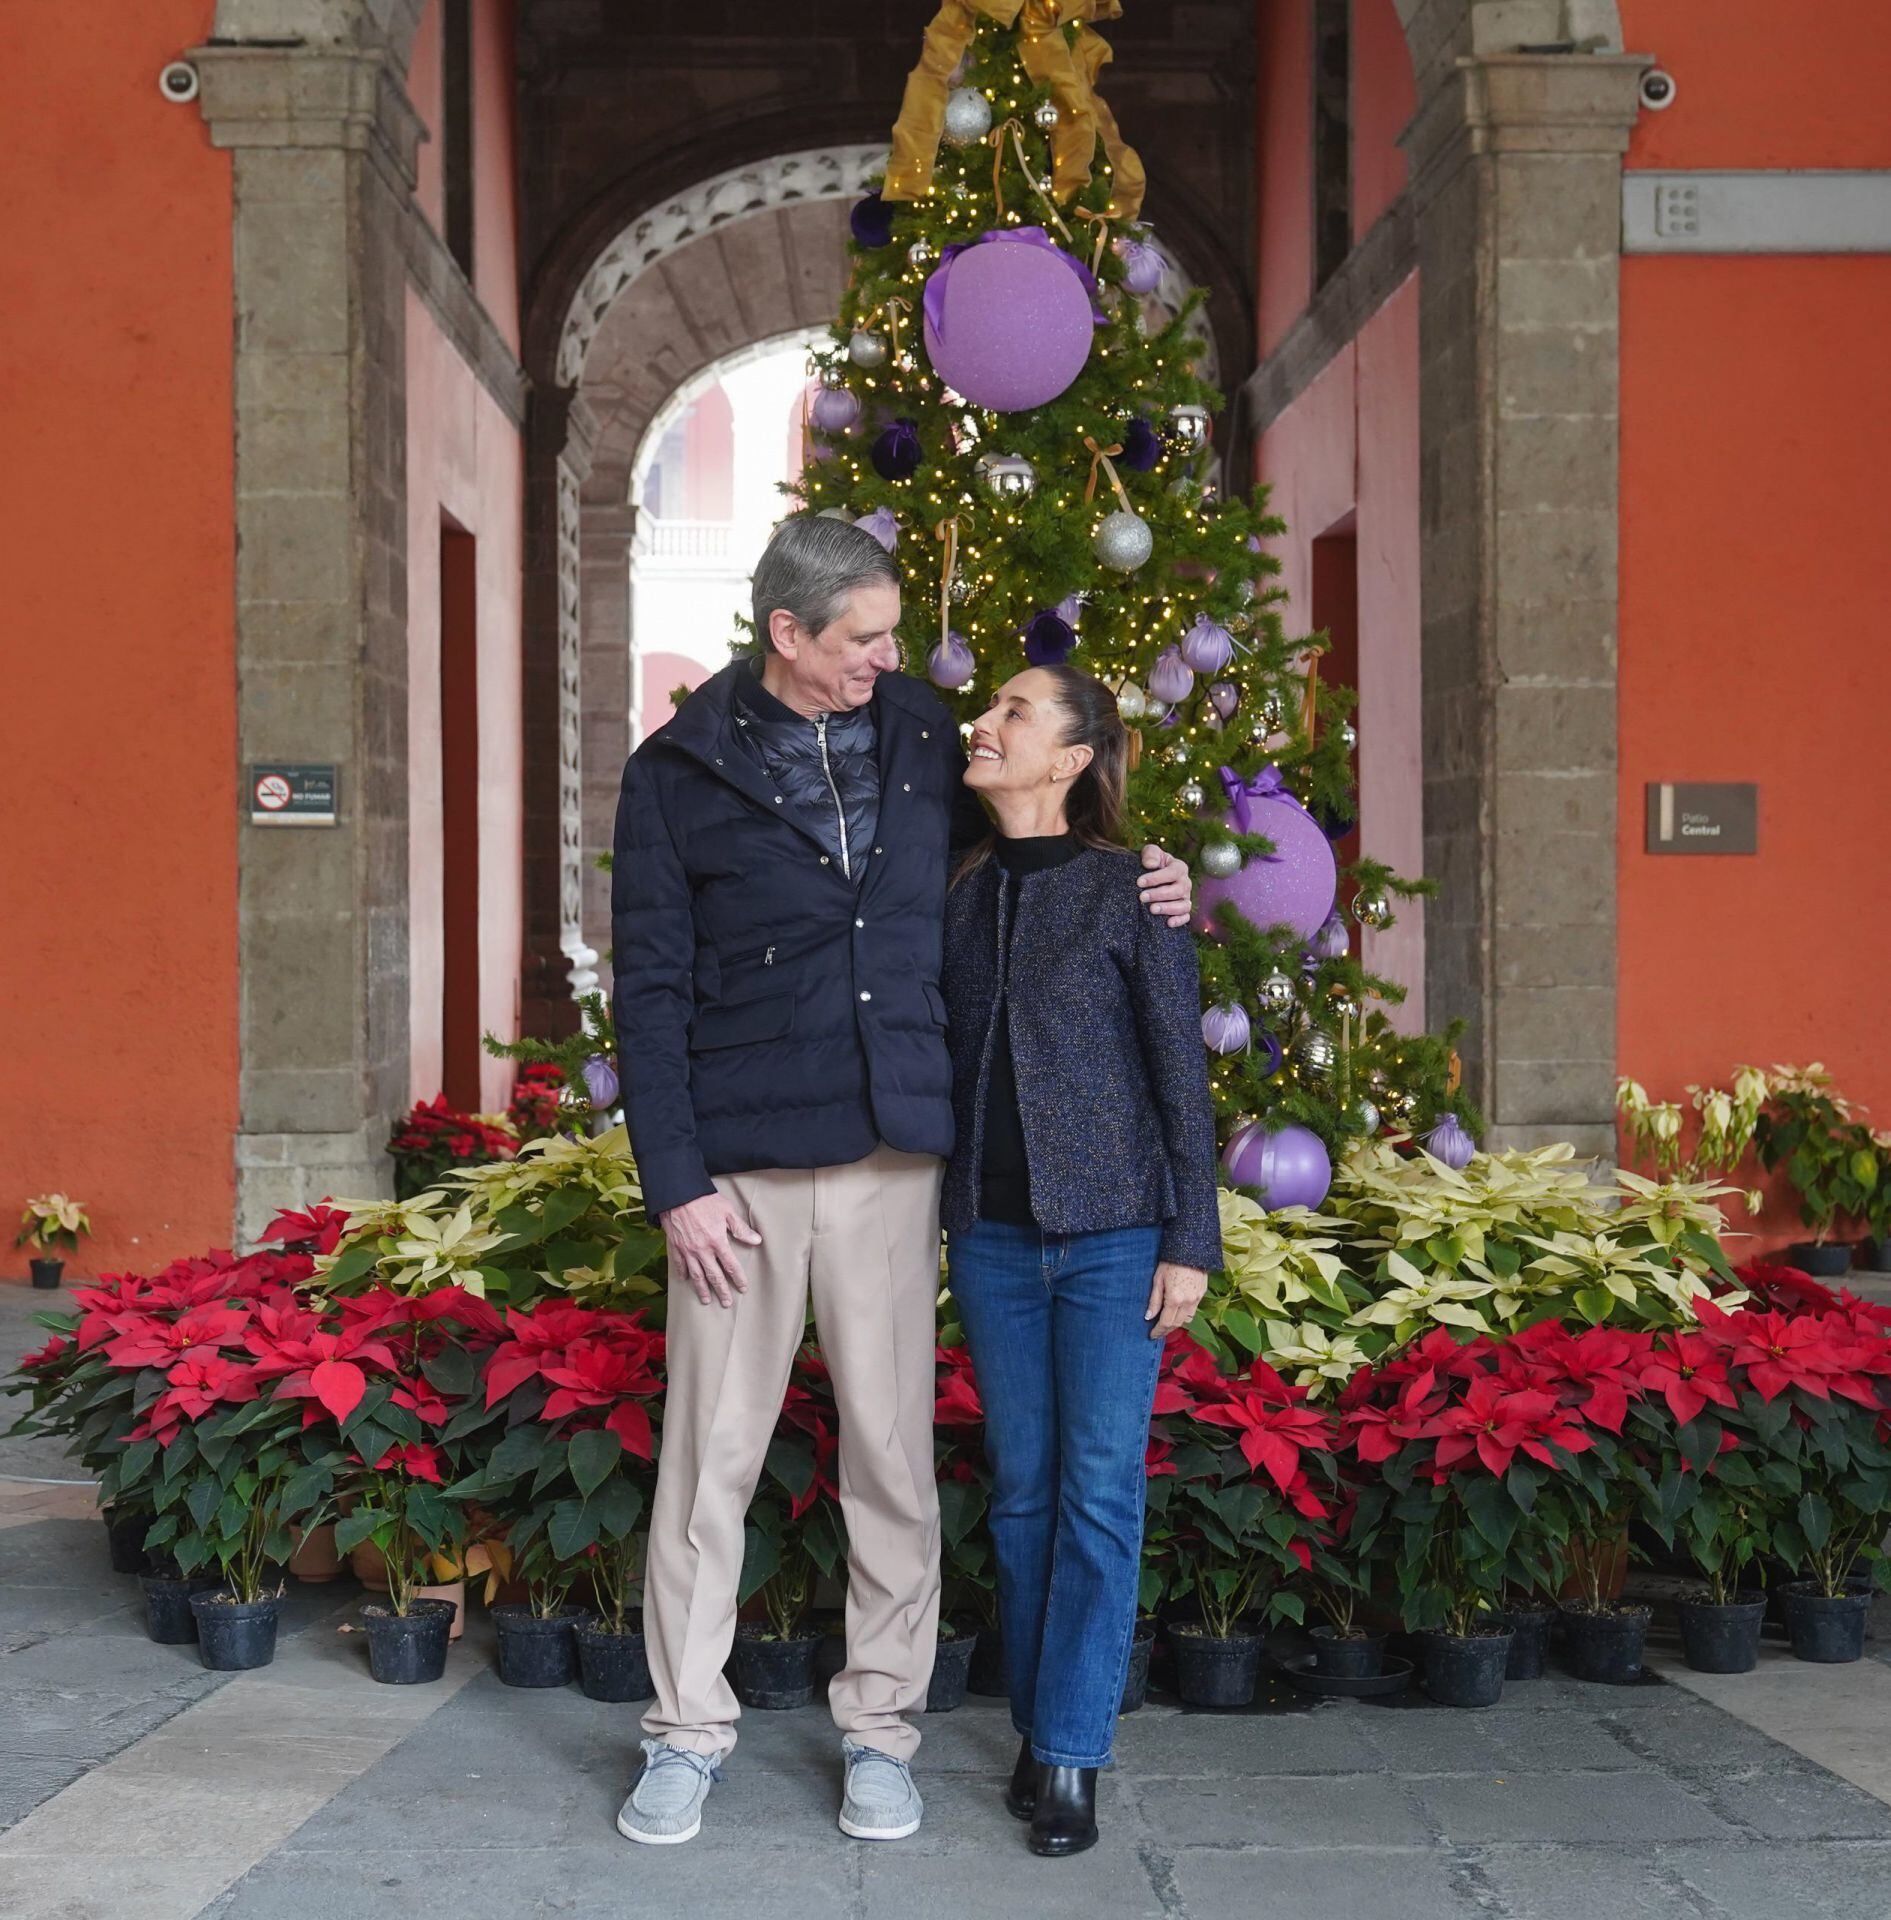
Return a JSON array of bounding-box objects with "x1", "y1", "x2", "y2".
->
[{"x1": 641, "y1": 1143, "x2": 945, "y2": 1761}]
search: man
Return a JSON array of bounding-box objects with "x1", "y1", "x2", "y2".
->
[{"x1": 611, "y1": 514, "x2": 1190, "y2": 1847}]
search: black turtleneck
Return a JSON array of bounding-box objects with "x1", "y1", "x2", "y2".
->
[{"x1": 979, "y1": 831, "x2": 1082, "y2": 1226}]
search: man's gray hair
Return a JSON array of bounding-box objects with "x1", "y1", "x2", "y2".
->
[{"x1": 751, "y1": 514, "x2": 901, "y2": 654}]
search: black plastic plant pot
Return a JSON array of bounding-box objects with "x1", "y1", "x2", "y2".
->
[
  {"x1": 1310, "y1": 1626, "x2": 1387, "y2": 1679},
  {"x1": 575, "y1": 1623, "x2": 654, "y2": 1703},
  {"x1": 189, "y1": 1592, "x2": 281, "y2": 1671},
  {"x1": 1499, "y1": 1605, "x2": 1555, "y2": 1680},
  {"x1": 1170, "y1": 1627, "x2": 1261, "y2": 1708},
  {"x1": 139, "y1": 1572, "x2": 215, "y2": 1645},
  {"x1": 362, "y1": 1599, "x2": 455, "y2": 1685},
  {"x1": 1785, "y1": 1241, "x2": 1853, "y2": 1278},
  {"x1": 1677, "y1": 1593, "x2": 1767, "y2": 1674},
  {"x1": 1422, "y1": 1628, "x2": 1513, "y2": 1708},
  {"x1": 490, "y1": 1604, "x2": 587, "y2": 1688},
  {"x1": 1559, "y1": 1604, "x2": 1651, "y2": 1684},
  {"x1": 105, "y1": 1507, "x2": 151, "y2": 1576},
  {"x1": 1119, "y1": 1623, "x2": 1157, "y2": 1715},
  {"x1": 967, "y1": 1625, "x2": 1008, "y2": 1697},
  {"x1": 926, "y1": 1627, "x2": 977, "y2": 1713},
  {"x1": 29, "y1": 1257, "x2": 64, "y2": 1290},
  {"x1": 728, "y1": 1623, "x2": 822, "y2": 1709},
  {"x1": 1783, "y1": 1586, "x2": 1870, "y2": 1664}
]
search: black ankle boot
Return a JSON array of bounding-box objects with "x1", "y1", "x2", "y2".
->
[
  {"x1": 1003, "y1": 1737, "x2": 1036, "y2": 1820},
  {"x1": 1028, "y1": 1764, "x2": 1098, "y2": 1857}
]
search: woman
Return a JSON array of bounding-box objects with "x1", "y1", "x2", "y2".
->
[{"x1": 941, "y1": 663, "x2": 1223, "y2": 1858}]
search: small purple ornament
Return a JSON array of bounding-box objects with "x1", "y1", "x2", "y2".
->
[
  {"x1": 1222, "y1": 1121, "x2": 1332, "y2": 1211},
  {"x1": 1201, "y1": 1002, "x2": 1250, "y2": 1055},
  {"x1": 1254, "y1": 1031, "x2": 1284, "y2": 1079},
  {"x1": 1194, "y1": 765, "x2": 1338, "y2": 943},
  {"x1": 582, "y1": 1057, "x2": 619, "y2": 1110},
  {"x1": 1180, "y1": 615, "x2": 1234, "y2": 676},
  {"x1": 1054, "y1": 592, "x2": 1084, "y2": 627},
  {"x1": 1311, "y1": 910, "x2": 1351, "y2": 961},
  {"x1": 1246, "y1": 533, "x2": 1263, "y2": 554},
  {"x1": 811, "y1": 387, "x2": 861, "y2": 434},
  {"x1": 1024, "y1": 610, "x2": 1076, "y2": 667},
  {"x1": 850, "y1": 193, "x2": 894, "y2": 248},
  {"x1": 928, "y1": 630, "x2": 975, "y2": 689},
  {"x1": 854, "y1": 507, "x2": 898, "y2": 552},
  {"x1": 870, "y1": 417, "x2": 922, "y2": 481},
  {"x1": 1119, "y1": 416, "x2": 1162, "y2": 471},
  {"x1": 1207, "y1": 681, "x2": 1240, "y2": 721},
  {"x1": 1147, "y1": 645, "x2": 1194, "y2": 707},
  {"x1": 1116, "y1": 237, "x2": 1163, "y2": 295},
  {"x1": 922, "y1": 228, "x2": 1101, "y2": 412},
  {"x1": 1313, "y1": 799, "x2": 1356, "y2": 842},
  {"x1": 1424, "y1": 1114, "x2": 1478, "y2": 1170}
]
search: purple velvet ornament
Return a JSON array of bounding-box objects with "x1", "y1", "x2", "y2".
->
[
  {"x1": 854, "y1": 507, "x2": 898, "y2": 552},
  {"x1": 922, "y1": 228, "x2": 1100, "y2": 412},
  {"x1": 850, "y1": 193, "x2": 894, "y2": 248},
  {"x1": 1024, "y1": 610, "x2": 1076, "y2": 666},
  {"x1": 871, "y1": 417, "x2": 922, "y2": 481},
  {"x1": 928, "y1": 630, "x2": 975, "y2": 689},
  {"x1": 1312, "y1": 799, "x2": 1356, "y2": 842},
  {"x1": 1180, "y1": 615, "x2": 1234, "y2": 676},
  {"x1": 1221, "y1": 1121, "x2": 1332, "y2": 1211},
  {"x1": 1201, "y1": 1002, "x2": 1250, "y2": 1055},
  {"x1": 1424, "y1": 1114, "x2": 1478, "y2": 1170},
  {"x1": 582, "y1": 1057, "x2": 619, "y2": 1110},
  {"x1": 1116, "y1": 238, "x2": 1163, "y2": 295},
  {"x1": 1207, "y1": 681, "x2": 1240, "y2": 721},
  {"x1": 1119, "y1": 416, "x2": 1162, "y2": 472},
  {"x1": 811, "y1": 387, "x2": 861, "y2": 434},
  {"x1": 1254, "y1": 1031, "x2": 1285, "y2": 1079},
  {"x1": 1310, "y1": 910, "x2": 1351, "y2": 961},
  {"x1": 1147, "y1": 645, "x2": 1194, "y2": 707},
  {"x1": 1194, "y1": 764, "x2": 1338, "y2": 943}
]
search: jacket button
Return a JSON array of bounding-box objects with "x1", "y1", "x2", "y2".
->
[
  {"x1": 859, "y1": 990, "x2": 872, "y2": 1002},
  {"x1": 921, "y1": 730, "x2": 930, "y2": 739},
  {"x1": 714, "y1": 756, "x2": 724, "y2": 766},
  {"x1": 820, "y1": 855, "x2": 830, "y2": 865},
  {"x1": 902, "y1": 782, "x2": 911, "y2": 793},
  {"x1": 855, "y1": 917, "x2": 864, "y2": 928},
  {"x1": 874, "y1": 846, "x2": 883, "y2": 855},
  {"x1": 774, "y1": 795, "x2": 784, "y2": 804}
]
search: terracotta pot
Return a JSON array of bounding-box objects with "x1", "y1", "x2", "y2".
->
[
  {"x1": 350, "y1": 1541, "x2": 390, "y2": 1591},
  {"x1": 289, "y1": 1523, "x2": 342, "y2": 1583},
  {"x1": 413, "y1": 1579, "x2": 466, "y2": 1641}
]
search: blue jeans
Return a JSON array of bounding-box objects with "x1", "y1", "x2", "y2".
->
[{"x1": 948, "y1": 1218, "x2": 1164, "y2": 1768}]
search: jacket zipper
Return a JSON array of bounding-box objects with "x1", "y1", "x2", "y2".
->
[{"x1": 813, "y1": 713, "x2": 852, "y2": 878}]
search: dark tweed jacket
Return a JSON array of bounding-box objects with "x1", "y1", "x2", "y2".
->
[{"x1": 940, "y1": 845, "x2": 1224, "y2": 1271}]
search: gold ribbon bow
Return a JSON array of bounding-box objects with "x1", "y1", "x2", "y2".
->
[
  {"x1": 934, "y1": 516, "x2": 960, "y2": 651},
  {"x1": 882, "y1": 0, "x2": 1147, "y2": 219},
  {"x1": 1073, "y1": 205, "x2": 1113, "y2": 274},
  {"x1": 1083, "y1": 434, "x2": 1131, "y2": 512},
  {"x1": 988, "y1": 118, "x2": 1073, "y2": 240}
]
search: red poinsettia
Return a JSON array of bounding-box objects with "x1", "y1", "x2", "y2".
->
[
  {"x1": 1638, "y1": 1328, "x2": 1739, "y2": 1425},
  {"x1": 482, "y1": 1301, "x2": 607, "y2": 1405},
  {"x1": 364, "y1": 1441, "x2": 445, "y2": 1483},
  {"x1": 1421, "y1": 1377, "x2": 1596, "y2": 1476},
  {"x1": 262, "y1": 1204, "x2": 352, "y2": 1256},
  {"x1": 934, "y1": 1345, "x2": 984, "y2": 1427},
  {"x1": 103, "y1": 1302, "x2": 251, "y2": 1371},
  {"x1": 1193, "y1": 1358, "x2": 1337, "y2": 1496}
]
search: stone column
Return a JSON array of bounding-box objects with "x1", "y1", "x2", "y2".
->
[
  {"x1": 1405, "y1": 53, "x2": 1646, "y2": 1157},
  {"x1": 194, "y1": 45, "x2": 423, "y2": 1241},
  {"x1": 579, "y1": 496, "x2": 635, "y2": 962}
]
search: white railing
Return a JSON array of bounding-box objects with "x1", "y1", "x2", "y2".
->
[{"x1": 637, "y1": 518, "x2": 733, "y2": 562}]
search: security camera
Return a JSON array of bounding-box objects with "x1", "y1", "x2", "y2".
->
[
  {"x1": 1638, "y1": 68, "x2": 1677, "y2": 111},
  {"x1": 159, "y1": 61, "x2": 200, "y2": 104}
]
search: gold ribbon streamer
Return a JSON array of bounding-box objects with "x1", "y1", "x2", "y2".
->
[
  {"x1": 988, "y1": 119, "x2": 1074, "y2": 240},
  {"x1": 1082, "y1": 435, "x2": 1131, "y2": 514},
  {"x1": 867, "y1": 295, "x2": 912, "y2": 364},
  {"x1": 934, "y1": 516, "x2": 960, "y2": 652},
  {"x1": 1073, "y1": 205, "x2": 1112, "y2": 275},
  {"x1": 881, "y1": 0, "x2": 1146, "y2": 220},
  {"x1": 1302, "y1": 648, "x2": 1322, "y2": 745}
]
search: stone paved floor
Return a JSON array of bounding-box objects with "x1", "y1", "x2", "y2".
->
[{"x1": 11, "y1": 1285, "x2": 1891, "y2": 1919}]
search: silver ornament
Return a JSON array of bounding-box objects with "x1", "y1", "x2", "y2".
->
[
  {"x1": 1143, "y1": 697, "x2": 1170, "y2": 724},
  {"x1": 907, "y1": 239, "x2": 933, "y2": 269},
  {"x1": 816, "y1": 507, "x2": 853, "y2": 521},
  {"x1": 1167, "y1": 404, "x2": 1212, "y2": 453},
  {"x1": 1246, "y1": 721, "x2": 1270, "y2": 745},
  {"x1": 1167, "y1": 474, "x2": 1198, "y2": 500},
  {"x1": 943, "y1": 86, "x2": 994, "y2": 147},
  {"x1": 975, "y1": 451, "x2": 1037, "y2": 501},
  {"x1": 1257, "y1": 968, "x2": 1296, "y2": 1018},
  {"x1": 1163, "y1": 743, "x2": 1190, "y2": 765},
  {"x1": 1327, "y1": 984, "x2": 1358, "y2": 1021},
  {"x1": 1201, "y1": 841, "x2": 1242, "y2": 880},
  {"x1": 1094, "y1": 508, "x2": 1154, "y2": 572},
  {"x1": 1292, "y1": 1029, "x2": 1338, "y2": 1085},
  {"x1": 818, "y1": 363, "x2": 848, "y2": 390},
  {"x1": 1116, "y1": 682, "x2": 1148, "y2": 721},
  {"x1": 1354, "y1": 1098, "x2": 1381, "y2": 1134},
  {"x1": 1353, "y1": 892, "x2": 1392, "y2": 930},
  {"x1": 848, "y1": 329, "x2": 888, "y2": 369},
  {"x1": 1033, "y1": 99, "x2": 1060, "y2": 131},
  {"x1": 1338, "y1": 720, "x2": 1358, "y2": 751},
  {"x1": 948, "y1": 572, "x2": 976, "y2": 603},
  {"x1": 1178, "y1": 779, "x2": 1206, "y2": 810},
  {"x1": 1259, "y1": 693, "x2": 1285, "y2": 731}
]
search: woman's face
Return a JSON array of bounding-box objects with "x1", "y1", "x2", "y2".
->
[{"x1": 964, "y1": 668, "x2": 1090, "y2": 795}]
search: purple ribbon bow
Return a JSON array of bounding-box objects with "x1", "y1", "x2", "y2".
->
[{"x1": 1217, "y1": 764, "x2": 1309, "y2": 841}]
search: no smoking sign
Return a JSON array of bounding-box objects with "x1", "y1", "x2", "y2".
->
[{"x1": 248, "y1": 764, "x2": 337, "y2": 827}]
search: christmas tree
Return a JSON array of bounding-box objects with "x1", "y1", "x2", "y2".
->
[{"x1": 788, "y1": 3, "x2": 1477, "y2": 1199}]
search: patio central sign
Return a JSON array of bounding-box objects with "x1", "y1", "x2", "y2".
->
[{"x1": 1644, "y1": 781, "x2": 1757, "y2": 854}]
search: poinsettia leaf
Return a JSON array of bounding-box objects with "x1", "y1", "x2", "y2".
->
[
  {"x1": 613, "y1": 1224, "x2": 667, "y2": 1277},
  {"x1": 568, "y1": 1427, "x2": 622, "y2": 1499},
  {"x1": 422, "y1": 1345, "x2": 478, "y2": 1398},
  {"x1": 590, "y1": 1477, "x2": 644, "y2": 1541},
  {"x1": 1461, "y1": 1476, "x2": 1518, "y2": 1555},
  {"x1": 937, "y1": 1476, "x2": 987, "y2": 1547},
  {"x1": 320, "y1": 1241, "x2": 381, "y2": 1290},
  {"x1": 185, "y1": 1474, "x2": 222, "y2": 1530},
  {"x1": 738, "y1": 1523, "x2": 779, "y2": 1605},
  {"x1": 334, "y1": 1507, "x2": 382, "y2": 1555}
]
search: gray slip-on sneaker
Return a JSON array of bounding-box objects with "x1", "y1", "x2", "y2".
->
[
  {"x1": 839, "y1": 1737, "x2": 923, "y2": 1841},
  {"x1": 617, "y1": 1738, "x2": 724, "y2": 1845}
]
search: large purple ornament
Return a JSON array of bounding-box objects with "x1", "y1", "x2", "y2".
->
[
  {"x1": 1147, "y1": 645, "x2": 1194, "y2": 706},
  {"x1": 871, "y1": 417, "x2": 922, "y2": 481},
  {"x1": 1424, "y1": 1114, "x2": 1478, "y2": 1170},
  {"x1": 1116, "y1": 237, "x2": 1164, "y2": 295},
  {"x1": 1119, "y1": 416, "x2": 1162, "y2": 471},
  {"x1": 854, "y1": 507, "x2": 899, "y2": 553},
  {"x1": 1024, "y1": 610, "x2": 1076, "y2": 667},
  {"x1": 850, "y1": 193, "x2": 894, "y2": 248},
  {"x1": 582, "y1": 1057, "x2": 620, "y2": 1110},
  {"x1": 1221, "y1": 1121, "x2": 1332, "y2": 1211},
  {"x1": 922, "y1": 228, "x2": 1100, "y2": 412},
  {"x1": 1180, "y1": 615, "x2": 1234, "y2": 675},
  {"x1": 1194, "y1": 764, "x2": 1338, "y2": 943},
  {"x1": 928, "y1": 630, "x2": 975, "y2": 689},
  {"x1": 811, "y1": 387, "x2": 861, "y2": 434},
  {"x1": 1201, "y1": 1002, "x2": 1250, "y2": 1055}
]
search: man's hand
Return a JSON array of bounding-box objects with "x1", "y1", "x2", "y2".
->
[
  {"x1": 660, "y1": 1193, "x2": 761, "y2": 1307},
  {"x1": 1146, "y1": 1262, "x2": 1208, "y2": 1337},
  {"x1": 1137, "y1": 843, "x2": 1194, "y2": 928}
]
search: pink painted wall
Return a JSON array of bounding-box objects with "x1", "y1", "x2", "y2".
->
[
  {"x1": 1255, "y1": 0, "x2": 1313, "y2": 356},
  {"x1": 1350, "y1": 0, "x2": 1413, "y2": 240}
]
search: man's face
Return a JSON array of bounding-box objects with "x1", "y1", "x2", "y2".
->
[{"x1": 767, "y1": 582, "x2": 902, "y2": 713}]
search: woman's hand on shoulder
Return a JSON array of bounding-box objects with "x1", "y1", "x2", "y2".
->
[
  {"x1": 1136, "y1": 844, "x2": 1193, "y2": 928},
  {"x1": 1146, "y1": 1262, "x2": 1208, "y2": 1337}
]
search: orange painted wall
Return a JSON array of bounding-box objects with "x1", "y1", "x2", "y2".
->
[
  {"x1": 1350, "y1": 0, "x2": 1412, "y2": 240},
  {"x1": 1255, "y1": 0, "x2": 1313, "y2": 356},
  {"x1": 0, "y1": 1, "x2": 237, "y2": 1279}
]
